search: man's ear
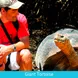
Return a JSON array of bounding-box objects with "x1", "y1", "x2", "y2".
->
[{"x1": 1, "y1": 8, "x2": 6, "y2": 14}]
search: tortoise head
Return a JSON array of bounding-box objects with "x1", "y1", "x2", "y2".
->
[
  {"x1": 54, "y1": 34, "x2": 73, "y2": 56},
  {"x1": 54, "y1": 34, "x2": 68, "y2": 43}
]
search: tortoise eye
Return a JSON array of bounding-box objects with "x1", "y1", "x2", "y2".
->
[{"x1": 60, "y1": 35, "x2": 64, "y2": 38}]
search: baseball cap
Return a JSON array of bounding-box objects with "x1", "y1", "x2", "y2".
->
[{"x1": 0, "y1": 0, "x2": 24, "y2": 9}]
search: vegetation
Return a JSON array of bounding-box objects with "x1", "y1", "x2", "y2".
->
[{"x1": 19, "y1": 0, "x2": 78, "y2": 54}]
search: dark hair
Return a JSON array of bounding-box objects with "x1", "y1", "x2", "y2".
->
[{"x1": 0, "y1": 7, "x2": 10, "y2": 11}]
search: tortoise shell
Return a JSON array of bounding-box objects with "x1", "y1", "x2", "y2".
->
[{"x1": 35, "y1": 28, "x2": 78, "y2": 70}]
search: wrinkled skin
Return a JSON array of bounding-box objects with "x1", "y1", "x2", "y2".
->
[
  {"x1": 54, "y1": 34, "x2": 74, "y2": 56},
  {"x1": 35, "y1": 28, "x2": 78, "y2": 71},
  {"x1": 43, "y1": 34, "x2": 78, "y2": 71}
]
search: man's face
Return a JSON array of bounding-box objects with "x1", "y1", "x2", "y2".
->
[{"x1": 5, "y1": 8, "x2": 19, "y2": 21}]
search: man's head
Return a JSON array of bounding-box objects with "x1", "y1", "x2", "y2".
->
[{"x1": 0, "y1": 0, "x2": 24, "y2": 21}]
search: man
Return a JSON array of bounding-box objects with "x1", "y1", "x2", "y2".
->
[{"x1": 0, "y1": 0, "x2": 32, "y2": 71}]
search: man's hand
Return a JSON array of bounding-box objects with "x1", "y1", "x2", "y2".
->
[
  {"x1": 0, "y1": 45, "x2": 8, "y2": 71},
  {"x1": 0, "y1": 45, "x2": 12, "y2": 64}
]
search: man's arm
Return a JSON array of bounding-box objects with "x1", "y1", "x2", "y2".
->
[
  {"x1": 8, "y1": 36, "x2": 30, "y2": 53},
  {"x1": 0, "y1": 36, "x2": 30, "y2": 59},
  {"x1": 14, "y1": 36, "x2": 30, "y2": 51}
]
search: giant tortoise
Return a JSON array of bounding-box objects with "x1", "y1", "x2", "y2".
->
[{"x1": 35, "y1": 28, "x2": 78, "y2": 70}]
